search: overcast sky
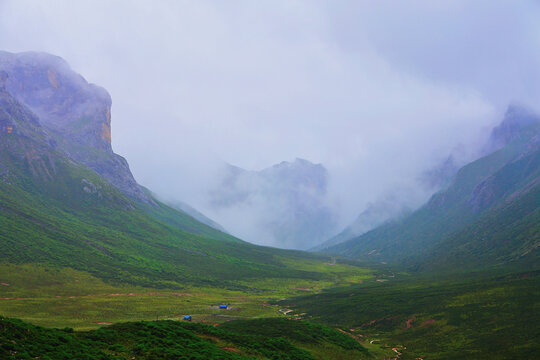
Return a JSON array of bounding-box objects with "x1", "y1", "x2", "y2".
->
[{"x1": 2, "y1": 0, "x2": 540, "y2": 247}]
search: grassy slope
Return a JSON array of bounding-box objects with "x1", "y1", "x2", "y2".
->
[
  {"x1": 2, "y1": 85, "x2": 538, "y2": 360},
  {"x1": 327, "y1": 130, "x2": 540, "y2": 270},
  {"x1": 0, "y1": 92, "x2": 375, "y2": 347},
  {"x1": 0, "y1": 317, "x2": 371, "y2": 360},
  {"x1": 0, "y1": 144, "x2": 340, "y2": 289},
  {"x1": 277, "y1": 270, "x2": 540, "y2": 360},
  {"x1": 0, "y1": 89, "x2": 336, "y2": 290},
  {"x1": 0, "y1": 139, "x2": 373, "y2": 329},
  {"x1": 416, "y1": 180, "x2": 540, "y2": 271},
  {"x1": 330, "y1": 141, "x2": 525, "y2": 260},
  {"x1": 137, "y1": 187, "x2": 239, "y2": 244}
]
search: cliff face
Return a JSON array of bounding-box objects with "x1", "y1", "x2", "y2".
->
[
  {"x1": 0, "y1": 70, "x2": 57, "y2": 183},
  {"x1": 0, "y1": 51, "x2": 153, "y2": 204}
]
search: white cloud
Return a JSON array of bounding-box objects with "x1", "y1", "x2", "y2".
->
[{"x1": 1, "y1": 0, "x2": 539, "y2": 247}]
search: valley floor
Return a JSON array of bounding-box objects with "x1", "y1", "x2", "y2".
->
[
  {"x1": 1, "y1": 261, "x2": 538, "y2": 359},
  {"x1": 0, "y1": 259, "x2": 396, "y2": 359},
  {"x1": 278, "y1": 268, "x2": 540, "y2": 360},
  {"x1": 0, "y1": 260, "x2": 373, "y2": 330}
]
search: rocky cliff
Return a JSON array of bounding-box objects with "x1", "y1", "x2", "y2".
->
[
  {"x1": 0, "y1": 69, "x2": 56, "y2": 183},
  {"x1": 0, "y1": 51, "x2": 153, "y2": 204}
]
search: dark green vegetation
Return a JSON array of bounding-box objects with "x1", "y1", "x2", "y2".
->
[
  {"x1": 0, "y1": 83, "x2": 354, "y2": 290},
  {"x1": 0, "y1": 65, "x2": 373, "y2": 353},
  {"x1": 316, "y1": 124, "x2": 540, "y2": 358},
  {"x1": 310, "y1": 105, "x2": 540, "y2": 359},
  {"x1": 278, "y1": 270, "x2": 540, "y2": 360},
  {"x1": 1, "y1": 52, "x2": 539, "y2": 359},
  {"x1": 0, "y1": 317, "x2": 370, "y2": 359},
  {"x1": 327, "y1": 108, "x2": 540, "y2": 272},
  {"x1": 0, "y1": 150, "x2": 333, "y2": 289}
]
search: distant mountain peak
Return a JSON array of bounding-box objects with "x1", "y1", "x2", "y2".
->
[
  {"x1": 324, "y1": 105, "x2": 540, "y2": 269},
  {"x1": 270, "y1": 158, "x2": 322, "y2": 170},
  {"x1": 488, "y1": 104, "x2": 540, "y2": 151},
  {"x1": 288, "y1": 157, "x2": 320, "y2": 166},
  {"x1": 208, "y1": 158, "x2": 336, "y2": 248}
]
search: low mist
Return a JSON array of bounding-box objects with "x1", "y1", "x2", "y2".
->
[{"x1": 2, "y1": 1, "x2": 540, "y2": 248}]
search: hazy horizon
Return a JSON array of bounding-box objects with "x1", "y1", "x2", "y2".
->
[{"x1": 2, "y1": 0, "x2": 540, "y2": 248}]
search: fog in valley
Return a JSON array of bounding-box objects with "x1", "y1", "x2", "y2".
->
[{"x1": 2, "y1": 0, "x2": 540, "y2": 248}]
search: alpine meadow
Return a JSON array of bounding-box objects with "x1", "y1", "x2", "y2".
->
[{"x1": 0, "y1": 2, "x2": 539, "y2": 359}]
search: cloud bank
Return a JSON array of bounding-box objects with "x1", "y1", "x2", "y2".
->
[{"x1": 1, "y1": 0, "x2": 540, "y2": 247}]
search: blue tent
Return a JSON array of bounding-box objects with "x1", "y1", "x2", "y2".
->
[
  {"x1": 183, "y1": 315, "x2": 192, "y2": 321},
  {"x1": 219, "y1": 304, "x2": 228, "y2": 309}
]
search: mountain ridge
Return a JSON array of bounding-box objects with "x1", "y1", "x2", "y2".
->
[
  {"x1": 207, "y1": 157, "x2": 338, "y2": 249},
  {"x1": 0, "y1": 52, "x2": 344, "y2": 289},
  {"x1": 325, "y1": 105, "x2": 540, "y2": 270},
  {"x1": 0, "y1": 50, "x2": 154, "y2": 204}
]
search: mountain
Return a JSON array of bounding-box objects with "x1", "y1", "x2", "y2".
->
[
  {"x1": 419, "y1": 155, "x2": 460, "y2": 190},
  {"x1": 0, "y1": 51, "x2": 153, "y2": 204},
  {"x1": 169, "y1": 199, "x2": 227, "y2": 233},
  {"x1": 0, "y1": 51, "x2": 335, "y2": 289},
  {"x1": 314, "y1": 156, "x2": 459, "y2": 252},
  {"x1": 0, "y1": 51, "x2": 234, "y2": 237},
  {"x1": 313, "y1": 199, "x2": 411, "y2": 251},
  {"x1": 278, "y1": 269, "x2": 540, "y2": 360},
  {"x1": 326, "y1": 105, "x2": 540, "y2": 270},
  {"x1": 207, "y1": 158, "x2": 338, "y2": 249},
  {"x1": 486, "y1": 104, "x2": 540, "y2": 152}
]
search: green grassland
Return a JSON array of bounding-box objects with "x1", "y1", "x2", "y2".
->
[
  {"x1": 277, "y1": 269, "x2": 540, "y2": 360},
  {"x1": 1, "y1": 93, "x2": 538, "y2": 359},
  {"x1": 0, "y1": 106, "x2": 386, "y2": 359},
  {"x1": 0, "y1": 260, "x2": 374, "y2": 330},
  {"x1": 0, "y1": 137, "x2": 378, "y2": 292},
  {"x1": 329, "y1": 127, "x2": 540, "y2": 271},
  {"x1": 0, "y1": 317, "x2": 372, "y2": 359},
  {"x1": 0, "y1": 140, "x2": 377, "y2": 331}
]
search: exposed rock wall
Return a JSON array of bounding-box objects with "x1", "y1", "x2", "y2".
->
[{"x1": 0, "y1": 51, "x2": 154, "y2": 204}]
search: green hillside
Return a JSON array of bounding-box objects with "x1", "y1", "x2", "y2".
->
[
  {"x1": 136, "y1": 195, "x2": 239, "y2": 244},
  {"x1": 0, "y1": 142, "x2": 348, "y2": 289},
  {"x1": 0, "y1": 57, "x2": 376, "y2": 340},
  {"x1": 0, "y1": 316, "x2": 371, "y2": 359},
  {"x1": 1, "y1": 52, "x2": 539, "y2": 360},
  {"x1": 277, "y1": 270, "x2": 540, "y2": 360},
  {"x1": 327, "y1": 121, "x2": 540, "y2": 270},
  {"x1": 0, "y1": 82, "x2": 356, "y2": 289},
  {"x1": 416, "y1": 151, "x2": 540, "y2": 271}
]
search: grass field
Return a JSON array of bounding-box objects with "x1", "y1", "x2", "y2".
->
[
  {"x1": 277, "y1": 269, "x2": 540, "y2": 360},
  {"x1": 0, "y1": 260, "x2": 374, "y2": 331},
  {"x1": 0, "y1": 261, "x2": 396, "y2": 359}
]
